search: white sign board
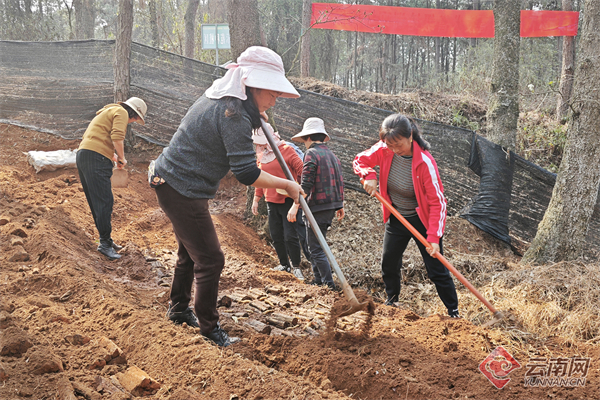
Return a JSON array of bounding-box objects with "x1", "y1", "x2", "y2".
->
[{"x1": 201, "y1": 24, "x2": 231, "y2": 50}]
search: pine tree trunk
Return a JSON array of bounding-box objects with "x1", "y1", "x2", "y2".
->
[
  {"x1": 391, "y1": 34, "x2": 397, "y2": 93},
  {"x1": 353, "y1": 31, "x2": 358, "y2": 89},
  {"x1": 486, "y1": 0, "x2": 520, "y2": 150},
  {"x1": 324, "y1": 30, "x2": 333, "y2": 81},
  {"x1": 470, "y1": 0, "x2": 480, "y2": 49},
  {"x1": 300, "y1": 0, "x2": 311, "y2": 77},
  {"x1": 435, "y1": 0, "x2": 441, "y2": 74},
  {"x1": 556, "y1": 0, "x2": 575, "y2": 122},
  {"x1": 83, "y1": 0, "x2": 95, "y2": 38},
  {"x1": 452, "y1": 37, "x2": 456, "y2": 73},
  {"x1": 522, "y1": 0, "x2": 600, "y2": 264},
  {"x1": 113, "y1": 0, "x2": 133, "y2": 144},
  {"x1": 184, "y1": 0, "x2": 199, "y2": 59},
  {"x1": 401, "y1": 35, "x2": 405, "y2": 89},
  {"x1": 74, "y1": 0, "x2": 95, "y2": 39},
  {"x1": 73, "y1": 0, "x2": 83, "y2": 39},
  {"x1": 149, "y1": 0, "x2": 160, "y2": 48},
  {"x1": 227, "y1": 0, "x2": 262, "y2": 61}
]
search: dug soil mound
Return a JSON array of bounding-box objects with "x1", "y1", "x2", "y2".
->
[{"x1": 1, "y1": 123, "x2": 599, "y2": 399}]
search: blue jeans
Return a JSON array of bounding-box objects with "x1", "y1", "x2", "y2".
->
[{"x1": 305, "y1": 209, "x2": 336, "y2": 288}]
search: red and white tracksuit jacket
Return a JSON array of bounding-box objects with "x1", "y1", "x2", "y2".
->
[{"x1": 353, "y1": 140, "x2": 447, "y2": 244}]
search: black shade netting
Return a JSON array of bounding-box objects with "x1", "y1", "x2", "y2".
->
[
  {"x1": 460, "y1": 133, "x2": 514, "y2": 245},
  {"x1": 3, "y1": 39, "x2": 600, "y2": 256}
]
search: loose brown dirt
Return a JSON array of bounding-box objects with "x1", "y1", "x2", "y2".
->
[{"x1": 1, "y1": 123, "x2": 599, "y2": 400}]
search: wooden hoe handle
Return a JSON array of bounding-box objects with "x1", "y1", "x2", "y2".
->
[
  {"x1": 259, "y1": 119, "x2": 364, "y2": 311},
  {"x1": 364, "y1": 180, "x2": 500, "y2": 316}
]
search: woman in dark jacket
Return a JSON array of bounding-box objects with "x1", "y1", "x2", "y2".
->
[
  {"x1": 289, "y1": 117, "x2": 345, "y2": 290},
  {"x1": 150, "y1": 47, "x2": 302, "y2": 347}
]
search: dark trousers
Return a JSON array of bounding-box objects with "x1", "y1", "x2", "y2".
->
[
  {"x1": 155, "y1": 183, "x2": 225, "y2": 335},
  {"x1": 382, "y1": 214, "x2": 458, "y2": 315},
  {"x1": 305, "y1": 209, "x2": 336, "y2": 287},
  {"x1": 295, "y1": 208, "x2": 311, "y2": 262},
  {"x1": 267, "y1": 198, "x2": 301, "y2": 268},
  {"x1": 76, "y1": 149, "x2": 114, "y2": 243}
]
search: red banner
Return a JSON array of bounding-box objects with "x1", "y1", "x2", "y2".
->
[
  {"x1": 520, "y1": 10, "x2": 579, "y2": 37},
  {"x1": 311, "y1": 3, "x2": 579, "y2": 38}
]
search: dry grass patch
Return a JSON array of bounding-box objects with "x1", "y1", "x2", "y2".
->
[{"x1": 489, "y1": 261, "x2": 600, "y2": 343}]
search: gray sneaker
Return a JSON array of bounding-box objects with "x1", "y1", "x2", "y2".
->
[
  {"x1": 273, "y1": 265, "x2": 291, "y2": 272},
  {"x1": 292, "y1": 268, "x2": 304, "y2": 280}
]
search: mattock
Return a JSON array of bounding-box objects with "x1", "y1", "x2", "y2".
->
[
  {"x1": 362, "y1": 179, "x2": 504, "y2": 327},
  {"x1": 260, "y1": 119, "x2": 369, "y2": 317}
]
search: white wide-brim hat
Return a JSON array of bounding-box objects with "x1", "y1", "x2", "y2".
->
[
  {"x1": 252, "y1": 123, "x2": 280, "y2": 145},
  {"x1": 205, "y1": 46, "x2": 300, "y2": 100},
  {"x1": 291, "y1": 117, "x2": 330, "y2": 142},
  {"x1": 120, "y1": 97, "x2": 147, "y2": 125}
]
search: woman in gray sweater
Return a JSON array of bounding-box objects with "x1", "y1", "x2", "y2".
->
[{"x1": 150, "y1": 46, "x2": 302, "y2": 347}]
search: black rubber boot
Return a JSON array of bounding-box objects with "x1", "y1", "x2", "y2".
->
[{"x1": 98, "y1": 240, "x2": 121, "y2": 260}]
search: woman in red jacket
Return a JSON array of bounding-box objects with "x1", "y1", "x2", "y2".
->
[
  {"x1": 251, "y1": 123, "x2": 305, "y2": 279},
  {"x1": 353, "y1": 113, "x2": 459, "y2": 317}
]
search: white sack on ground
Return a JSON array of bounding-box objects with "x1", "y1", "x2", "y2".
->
[{"x1": 27, "y1": 149, "x2": 78, "y2": 173}]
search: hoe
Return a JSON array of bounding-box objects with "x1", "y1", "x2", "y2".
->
[
  {"x1": 261, "y1": 119, "x2": 369, "y2": 317},
  {"x1": 363, "y1": 179, "x2": 504, "y2": 327}
]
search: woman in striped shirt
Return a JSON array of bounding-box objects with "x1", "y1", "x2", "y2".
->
[{"x1": 353, "y1": 114, "x2": 459, "y2": 318}]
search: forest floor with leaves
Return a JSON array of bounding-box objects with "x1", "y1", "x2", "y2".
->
[{"x1": 1, "y1": 96, "x2": 598, "y2": 400}]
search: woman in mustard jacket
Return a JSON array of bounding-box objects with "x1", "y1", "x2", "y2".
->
[{"x1": 77, "y1": 97, "x2": 147, "y2": 260}]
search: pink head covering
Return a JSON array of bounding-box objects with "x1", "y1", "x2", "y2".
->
[
  {"x1": 253, "y1": 123, "x2": 281, "y2": 164},
  {"x1": 205, "y1": 46, "x2": 300, "y2": 100}
]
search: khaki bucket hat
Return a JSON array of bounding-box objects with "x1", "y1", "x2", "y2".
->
[
  {"x1": 291, "y1": 117, "x2": 330, "y2": 142},
  {"x1": 120, "y1": 97, "x2": 147, "y2": 125}
]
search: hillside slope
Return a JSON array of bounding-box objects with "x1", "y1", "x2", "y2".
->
[{"x1": 1, "y1": 123, "x2": 598, "y2": 399}]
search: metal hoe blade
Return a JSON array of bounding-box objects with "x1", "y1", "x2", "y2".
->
[{"x1": 111, "y1": 168, "x2": 128, "y2": 188}]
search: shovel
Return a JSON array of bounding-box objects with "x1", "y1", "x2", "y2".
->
[
  {"x1": 363, "y1": 180, "x2": 504, "y2": 327},
  {"x1": 111, "y1": 167, "x2": 128, "y2": 188},
  {"x1": 260, "y1": 119, "x2": 369, "y2": 317}
]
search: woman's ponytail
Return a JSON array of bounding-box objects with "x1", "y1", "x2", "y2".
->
[
  {"x1": 408, "y1": 117, "x2": 430, "y2": 151},
  {"x1": 224, "y1": 87, "x2": 262, "y2": 130}
]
